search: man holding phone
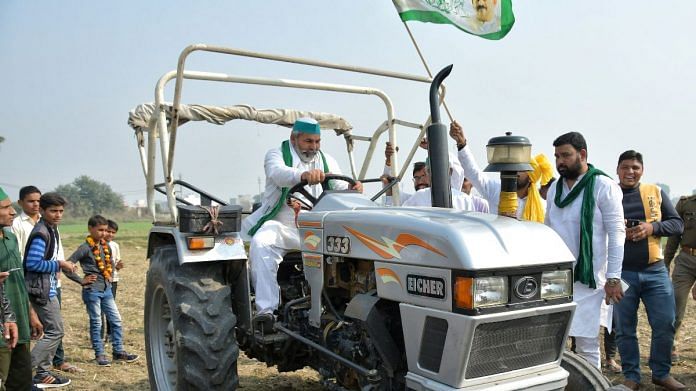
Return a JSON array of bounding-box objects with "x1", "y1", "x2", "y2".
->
[{"x1": 614, "y1": 151, "x2": 684, "y2": 391}]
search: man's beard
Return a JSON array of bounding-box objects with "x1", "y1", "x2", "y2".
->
[
  {"x1": 294, "y1": 145, "x2": 318, "y2": 163},
  {"x1": 557, "y1": 158, "x2": 583, "y2": 180},
  {"x1": 414, "y1": 184, "x2": 428, "y2": 191}
]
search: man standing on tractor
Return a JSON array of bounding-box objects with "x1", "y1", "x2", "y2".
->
[{"x1": 241, "y1": 118, "x2": 362, "y2": 330}]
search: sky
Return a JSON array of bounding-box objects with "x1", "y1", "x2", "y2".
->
[{"x1": 1, "y1": 1, "x2": 694, "y2": 208}]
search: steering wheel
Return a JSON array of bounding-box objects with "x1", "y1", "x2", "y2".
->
[{"x1": 286, "y1": 174, "x2": 357, "y2": 210}]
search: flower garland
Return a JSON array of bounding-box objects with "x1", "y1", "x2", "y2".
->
[{"x1": 86, "y1": 236, "x2": 112, "y2": 281}]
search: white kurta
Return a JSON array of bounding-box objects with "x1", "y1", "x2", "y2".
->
[
  {"x1": 401, "y1": 188, "x2": 476, "y2": 211},
  {"x1": 545, "y1": 173, "x2": 625, "y2": 337},
  {"x1": 456, "y1": 146, "x2": 538, "y2": 217},
  {"x1": 382, "y1": 152, "x2": 464, "y2": 207},
  {"x1": 242, "y1": 142, "x2": 345, "y2": 314}
]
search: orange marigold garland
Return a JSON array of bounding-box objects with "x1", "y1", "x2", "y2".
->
[{"x1": 86, "y1": 236, "x2": 112, "y2": 281}]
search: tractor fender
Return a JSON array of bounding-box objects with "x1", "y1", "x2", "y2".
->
[{"x1": 147, "y1": 225, "x2": 246, "y2": 264}]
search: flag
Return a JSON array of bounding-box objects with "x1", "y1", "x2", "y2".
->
[{"x1": 393, "y1": 0, "x2": 515, "y2": 40}]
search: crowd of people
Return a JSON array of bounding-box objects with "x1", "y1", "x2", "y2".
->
[
  {"x1": 0, "y1": 186, "x2": 138, "y2": 390},
  {"x1": 246, "y1": 118, "x2": 695, "y2": 391},
  {"x1": 3, "y1": 117, "x2": 693, "y2": 389}
]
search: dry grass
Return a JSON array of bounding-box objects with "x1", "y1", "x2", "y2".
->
[{"x1": 52, "y1": 222, "x2": 696, "y2": 390}]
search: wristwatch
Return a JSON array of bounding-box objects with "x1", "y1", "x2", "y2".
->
[{"x1": 606, "y1": 278, "x2": 621, "y2": 286}]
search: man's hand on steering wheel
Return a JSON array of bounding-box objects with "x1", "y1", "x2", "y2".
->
[
  {"x1": 301, "y1": 169, "x2": 325, "y2": 185},
  {"x1": 287, "y1": 174, "x2": 361, "y2": 210}
]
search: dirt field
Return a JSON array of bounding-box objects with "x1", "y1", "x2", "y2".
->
[{"x1": 54, "y1": 222, "x2": 695, "y2": 390}]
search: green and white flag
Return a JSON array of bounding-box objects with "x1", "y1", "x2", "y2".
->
[{"x1": 393, "y1": 0, "x2": 515, "y2": 40}]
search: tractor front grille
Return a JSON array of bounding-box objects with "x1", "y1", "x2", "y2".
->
[{"x1": 465, "y1": 311, "x2": 570, "y2": 379}]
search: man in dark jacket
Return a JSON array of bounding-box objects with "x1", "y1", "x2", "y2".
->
[
  {"x1": 613, "y1": 151, "x2": 685, "y2": 391},
  {"x1": 23, "y1": 193, "x2": 74, "y2": 388}
]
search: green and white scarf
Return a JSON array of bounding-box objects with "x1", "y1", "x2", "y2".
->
[{"x1": 554, "y1": 164, "x2": 608, "y2": 289}]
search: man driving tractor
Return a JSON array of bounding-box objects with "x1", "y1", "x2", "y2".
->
[{"x1": 241, "y1": 118, "x2": 363, "y2": 330}]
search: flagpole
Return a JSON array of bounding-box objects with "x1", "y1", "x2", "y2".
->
[{"x1": 401, "y1": 21, "x2": 454, "y2": 122}]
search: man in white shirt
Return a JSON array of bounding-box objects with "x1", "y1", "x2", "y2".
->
[
  {"x1": 241, "y1": 118, "x2": 362, "y2": 327},
  {"x1": 11, "y1": 186, "x2": 42, "y2": 257},
  {"x1": 380, "y1": 142, "x2": 486, "y2": 211},
  {"x1": 545, "y1": 131, "x2": 625, "y2": 369},
  {"x1": 402, "y1": 164, "x2": 479, "y2": 211}
]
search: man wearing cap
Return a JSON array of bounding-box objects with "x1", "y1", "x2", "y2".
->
[
  {"x1": 449, "y1": 121, "x2": 552, "y2": 221},
  {"x1": 0, "y1": 187, "x2": 45, "y2": 390},
  {"x1": 241, "y1": 118, "x2": 362, "y2": 328}
]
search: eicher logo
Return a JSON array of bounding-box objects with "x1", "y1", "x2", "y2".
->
[{"x1": 406, "y1": 275, "x2": 446, "y2": 299}]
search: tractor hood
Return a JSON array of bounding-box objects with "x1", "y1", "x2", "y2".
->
[{"x1": 298, "y1": 193, "x2": 574, "y2": 271}]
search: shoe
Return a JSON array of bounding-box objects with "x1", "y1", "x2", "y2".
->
[
  {"x1": 113, "y1": 351, "x2": 140, "y2": 363},
  {"x1": 652, "y1": 376, "x2": 685, "y2": 391},
  {"x1": 32, "y1": 371, "x2": 71, "y2": 388},
  {"x1": 621, "y1": 379, "x2": 640, "y2": 390},
  {"x1": 604, "y1": 358, "x2": 622, "y2": 374},
  {"x1": 96, "y1": 355, "x2": 111, "y2": 366},
  {"x1": 55, "y1": 362, "x2": 85, "y2": 373},
  {"x1": 253, "y1": 313, "x2": 276, "y2": 334}
]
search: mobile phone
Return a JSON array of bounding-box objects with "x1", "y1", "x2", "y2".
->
[{"x1": 626, "y1": 219, "x2": 640, "y2": 228}]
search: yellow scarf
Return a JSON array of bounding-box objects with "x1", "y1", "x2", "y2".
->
[{"x1": 523, "y1": 154, "x2": 553, "y2": 223}]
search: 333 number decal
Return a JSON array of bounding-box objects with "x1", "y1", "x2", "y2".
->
[{"x1": 326, "y1": 236, "x2": 350, "y2": 254}]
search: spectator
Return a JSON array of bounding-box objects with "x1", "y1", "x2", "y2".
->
[
  {"x1": 0, "y1": 187, "x2": 44, "y2": 390},
  {"x1": 10, "y1": 186, "x2": 81, "y2": 374},
  {"x1": 664, "y1": 193, "x2": 696, "y2": 363},
  {"x1": 23, "y1": 192, "x2": 75, "y2": 388},
  {"x1": 64, "y1": 215, "x2": 139, "y2": 367},
  {"x1": 613, "y1": 150, "x2": 684, "y2": 391},
  {"x1": 102, "y1": 219, "x2": 124, "y2": 342},
  {"x1": 544, "y1": 132, "x2": 625, "y2": 369}
]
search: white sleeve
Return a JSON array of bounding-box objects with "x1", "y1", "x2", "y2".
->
[
  {"x1": 597, "y1": 179, "x2": 625, "y2": 279},
  {"x1": 10, "y1": 218, "x2": 24, "y2": 255},
  {"x1": 265, "y1": 147, "x2": 303, "y2": 188},
  {"x1": 457, "y1": 146, "x2": 501, "y2": 204}
]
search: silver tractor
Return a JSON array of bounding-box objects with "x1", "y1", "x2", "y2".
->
[{"x1": 129, "y1": 44, "x2": 611, "y2": 390}]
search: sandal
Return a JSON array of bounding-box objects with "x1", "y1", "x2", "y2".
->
[{"x1": 57, "y1": 362, "x2": 85, "y2": 373}]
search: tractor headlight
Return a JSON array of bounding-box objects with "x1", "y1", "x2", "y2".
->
[
  {"x1": 454, "y1": 276, "x2": 508, "y2": 309},
  {"x1": 541, "y1": 270, "x2": 572, "y2": 299}
]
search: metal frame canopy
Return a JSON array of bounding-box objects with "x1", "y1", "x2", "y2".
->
[{"x1": 128, "y1": 44, "x2": 443, "y2": 222}]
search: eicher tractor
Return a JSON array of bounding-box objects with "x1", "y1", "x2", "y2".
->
[{"x1": 130, "y1": 44, "x2": 612, "y2": 390}]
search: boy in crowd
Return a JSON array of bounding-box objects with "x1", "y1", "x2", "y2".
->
[
  {"x1": 64, "y1": 215, "x2": 138, "y2": 366},
  {"x1": 11, "y1": 186, "x2": 81, "y2": 374},
  {"x1": 102, "y1": 219, "x2": 123, "y2": 342},
  {"x1": 24, "y1": 193, "x2": 74, "y2": 388}
]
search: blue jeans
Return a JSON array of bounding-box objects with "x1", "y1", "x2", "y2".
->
[
  {"x1": 81, "y1": 287, "x2": 124, "y2": 357},
  {"x1": 615, "y1": 262, "x2": 676, "y2": 382}
]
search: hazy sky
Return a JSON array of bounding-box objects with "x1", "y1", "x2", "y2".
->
[{"x1": 1, "y1": 1, "x2": 694, "y2": 207}]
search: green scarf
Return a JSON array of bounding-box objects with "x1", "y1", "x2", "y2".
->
[
  {"x1": 554, "y1": 164, "x2": 608, "y2": 289},
  {"x1": 247, "y1": 140, "x2": 329, "y2": 237}
]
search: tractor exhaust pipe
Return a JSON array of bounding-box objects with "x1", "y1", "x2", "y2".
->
[{"x1": 427, "y1": 65, "x2": 454, "y2": 208}]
